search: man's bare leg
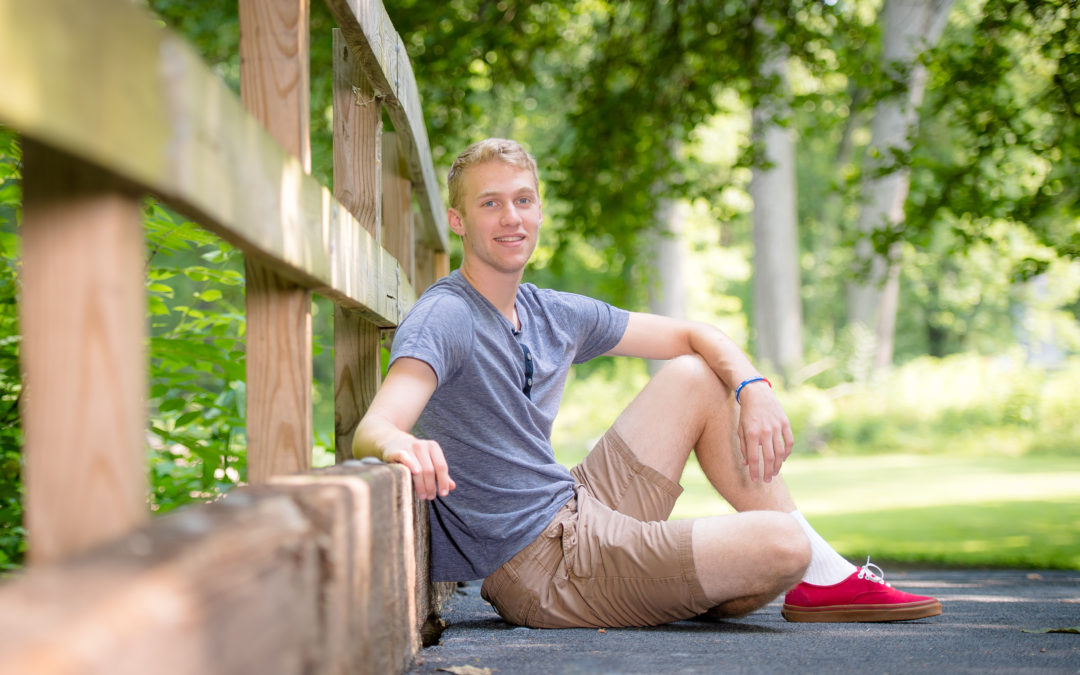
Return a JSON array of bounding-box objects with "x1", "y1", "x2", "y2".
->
[{"x1": 610, "y1": 355, "x2": 810, "y2": 614}]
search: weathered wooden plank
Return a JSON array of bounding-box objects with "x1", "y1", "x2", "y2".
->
[
  {"x1": 383, "y1": 132, "x2": 415, "y2": 286},
  {"x1": 241, "y1": 0, "x2": 315, "y2": 482},
  {"x1": 272, "y1": 462, "x2": 422, "y2": 672},
  {"x1": 413, "y1": 244, "x2": 449, "y2": 295},
  {"x1": 271, "y1": 462, "x2": 417, "y2": 673},
  {"x1": 18, "y1": 142, "x2": 148, "y2": 564},
  {"x1": 333, "y1": 307, "x2": 381, "y2": 463},
  {"x1": 322, "y1": 0, "x2": 449, "y2": 253},
  {"x1": 245, "y1": 260, "x2": 314, "y2": 482},
  {"x1": 0, "y1": 0, "x2": 418, "y2": 327},
  {"x1": 332, "y1": 28, "x2": 382, "y2": 238},
  {"x1": 332, "y1": 28, "x2": 384, "y2": 465},
  {"x1": 0, "y1": 492, "x2": 321, "y2": 675},
  {"x1": 239, "y1": 0, "x2": 312, "y2": 172},
  {"x1": 262, "y1": 479, "x2": 362, "y2": 673}
]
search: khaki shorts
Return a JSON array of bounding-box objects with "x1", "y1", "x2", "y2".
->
[{"x1": 480, "y1": 428, "x2": 712, "y2": 628}]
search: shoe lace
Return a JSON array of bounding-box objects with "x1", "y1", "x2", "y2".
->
[{"x1": 856, "y1": 557, "x2": 893, "y2": 587}]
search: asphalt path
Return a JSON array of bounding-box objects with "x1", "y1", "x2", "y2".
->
[{"x1": 408, "y1": 568, "x2": 1080, "y2": 674}]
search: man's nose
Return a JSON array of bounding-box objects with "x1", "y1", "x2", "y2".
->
[{"x1": 501, "y1": 204, "x2": 523, "y2": 225}]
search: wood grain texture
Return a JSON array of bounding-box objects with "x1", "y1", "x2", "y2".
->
[
  {"x1": 240, "y1": 0, "x2": 314, "y2": 482},
  {"x1": 332, "y1": 306, "x2": 381, "y2": 464},
  {"x1": 322, "y1": 0, "x2": 448, "y2": 252},
  {"x1": 19, "y1": 142, "x2": 148, "y2": 564},
  {"x1": 0, "y1": 492, "x2": 321, "y2": 675},
  {"x1": 272, "y1": 462, "x2": 421, "y2": 673},
  {"x1": 332, "y1": 29, "x2": 382, "y2": 238},
  {"x1": 297, "y1": 462, "x2": 419, "y2": 671},
  {"x1": 382, "y1": 132, "x2": 415, "y2": 286},
  {"x1": 239, "y1": 0, "x2": 312, "y2": 171},
  {"x1": 0, "y1": 0, "x2": 419, "y2": 326},
  {"x1": 245, "y1": 260, "x2": 314, "y2": 483},
  {"x1": 331, "y1": 28, "x2": 384, "y2": 466}
]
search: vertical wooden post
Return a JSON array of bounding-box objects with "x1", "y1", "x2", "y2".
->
[
  {"x1": 19, "y1": 141, "x2": 147, "y2": 564},
  {"x1": 239, "y1": 0, "x2": 314, "y2": 482},
  {"x1": 332, "y1": 29, "x2": 383, "y2": 463},
  {"x1": 382, "y1": 132, "x2": 414, "y2": 287},
  {"x1": 413, "y1": 245, "x2": 449, "y2": 295}
]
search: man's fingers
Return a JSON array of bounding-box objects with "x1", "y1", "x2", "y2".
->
[
  {"x1": 386, "y1": 439, "x2": 454, "y2": 501},
  {"x1": 769, "y1": 432, "x2": 785, "y2": 478},
  {"x1": 430, "y1": 448, "x2": 455, "y2": 497},
  {"x1": 385, "y1": 447, "x2": 421, "y2": 475},
  {"x1": 414, "y1": 448, "x2": 438, "y2": 500}
]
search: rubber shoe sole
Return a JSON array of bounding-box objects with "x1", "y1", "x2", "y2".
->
[{"x1": 781, "y1": 598, "x2": 942, "y2": 623}]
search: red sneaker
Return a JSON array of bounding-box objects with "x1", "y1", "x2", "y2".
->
[{"x1": 781, "y1": 560, "x2": 942, "y2": 622}]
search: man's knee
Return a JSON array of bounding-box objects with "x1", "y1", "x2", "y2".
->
[
  {"x1": 733, "y1": 511, "x2": 810, "y2": 586},
  {"x1": 767, "y1": 513, "x2": 812, "y2": 584}
]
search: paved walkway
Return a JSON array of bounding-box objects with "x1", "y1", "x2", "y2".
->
[{"x1": 408, "y1": 568, "x2": 1080, "y2": 674}]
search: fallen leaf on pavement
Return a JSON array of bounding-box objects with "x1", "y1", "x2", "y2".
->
[
  {"x1": 1021, "y1": 626, "x2": 1080, "y2": 634},
  {"x1": 437, "y1": 666, "x2": 494, "y2": 675}
]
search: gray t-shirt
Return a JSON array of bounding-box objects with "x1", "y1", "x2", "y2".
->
[{"x1": 389, "y1": 270, "x2": 629, "y2": 581}]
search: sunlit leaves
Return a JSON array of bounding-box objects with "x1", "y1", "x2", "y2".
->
[{"x1": 142, "y1": 200, "x2": 248, "y2": 513}]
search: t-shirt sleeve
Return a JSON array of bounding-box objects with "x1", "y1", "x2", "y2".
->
[
  {"x1": 389, "y1": 293, "x2": 474, "y2": 387},
  {"x1": 553, "y1": 291, "x2": 630, "y2": 364}
]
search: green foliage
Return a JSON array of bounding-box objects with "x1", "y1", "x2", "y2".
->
[
  {"x1": 909, "y1": 0, "x2": 1080, "y2": 266},
  {"x1": 784, "y1": 352, "x2": 1080, "y2": 457},
  {"x1": 144, "y1": 203, "x2": 248, "y2": 513},
  {"x1": 0, "y1": 127, "x2": 24, "y2": 572}
]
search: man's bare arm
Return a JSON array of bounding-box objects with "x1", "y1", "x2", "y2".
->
[
  {"x1": 606, "y1": 312, "x2": 793, "y2": 482},
  {"x1": 352, "y1": 357, "x2": 455, "y2": 500}
]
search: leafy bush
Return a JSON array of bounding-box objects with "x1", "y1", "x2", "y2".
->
[
  {"x1": 0, "y1": 128, "x2": 24, "y2": 573},
  {"x1": 144, "y1": 202, "x2": 248, "y2": 513}
]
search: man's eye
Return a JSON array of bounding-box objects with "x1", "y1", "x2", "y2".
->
[{"x1": 481, "y1": 200, "x2": 496, "y2": 207}]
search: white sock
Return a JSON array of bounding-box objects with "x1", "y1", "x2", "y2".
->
[{"x1": 789, "y1": 510, "x2": 857, "y2": 586}]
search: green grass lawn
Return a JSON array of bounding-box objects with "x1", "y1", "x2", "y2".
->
[
  {"x1": 552, "y1": 355, "x2": 1080, "y2": 570},
  {"x1": 667, "y1": 454, "x2": 1080, "y2": 570}
]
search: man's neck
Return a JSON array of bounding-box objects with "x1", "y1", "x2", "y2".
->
[{"x1": 459, "y1": 260, "x2": 522, "y2": 327}]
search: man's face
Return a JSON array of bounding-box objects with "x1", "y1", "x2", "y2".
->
[{"x1": 448, "y1": 160, "x2": 541, "y2": 277}]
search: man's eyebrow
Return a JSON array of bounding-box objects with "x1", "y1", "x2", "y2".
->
[{"x1": 475, "y1": 186, "x2": 538, "y2": 200}]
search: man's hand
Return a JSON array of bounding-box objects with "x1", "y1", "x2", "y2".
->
[
  {"x1": 383, "y1": 434, "x2": 456, "y2": 501},
  {"x1": 736, "y1": 384, "x2": 794, "y2": 483},
  {"x1": 353, "y1": 357, "x2": 454, "y2": 501}
]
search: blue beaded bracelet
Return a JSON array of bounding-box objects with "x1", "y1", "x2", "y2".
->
[{"x1": 735, "y1": 376, "x2": 771, "y2": 404}]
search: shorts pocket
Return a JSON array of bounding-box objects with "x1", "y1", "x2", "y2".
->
[{"x1": 482, "y1": 564, "x2": 538, "y2": 627}]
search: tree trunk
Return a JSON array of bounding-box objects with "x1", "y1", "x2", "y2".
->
[
  {"x1": 847, "y1": 0, "x2": 954, "y2": 372},
  {"x1": 646, "y1": 197, "x2": 688, "y2": 375},
  {"x1": 750, "y1": 50, "x2": 803, "y2": 381}
]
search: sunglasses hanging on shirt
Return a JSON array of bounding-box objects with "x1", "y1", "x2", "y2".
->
[{"x1": 519, "y1": 343, "x2": 534, "y2": 399}]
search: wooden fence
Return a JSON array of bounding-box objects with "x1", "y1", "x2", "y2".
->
[{"x1": 0, "y1": 0, "x2": 452, "y2": 672}]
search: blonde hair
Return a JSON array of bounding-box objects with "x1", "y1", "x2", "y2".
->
[{"x1": 447, "y1": 138, "x2": 539, "y2": 212}]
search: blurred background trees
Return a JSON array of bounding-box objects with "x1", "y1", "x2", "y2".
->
[{"x1": 385, "y1": 0, "x2": 1078, "y2": 377}]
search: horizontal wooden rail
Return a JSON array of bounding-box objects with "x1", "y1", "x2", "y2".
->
[
  {"x1": 0, "y1": 0, "x2": 448, "y2": 327},
  {"x1": 0, "y1": 463, "x2": 454, "y2": 675}
]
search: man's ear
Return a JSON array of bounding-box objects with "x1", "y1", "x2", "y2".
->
[{"x1": 448, "y1": 207, "x2": 466, "y2": 237}]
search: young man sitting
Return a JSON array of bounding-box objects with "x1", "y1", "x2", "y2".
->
[{"x1": 354, "y1": 138, "x2": 941, "y2": 627}]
